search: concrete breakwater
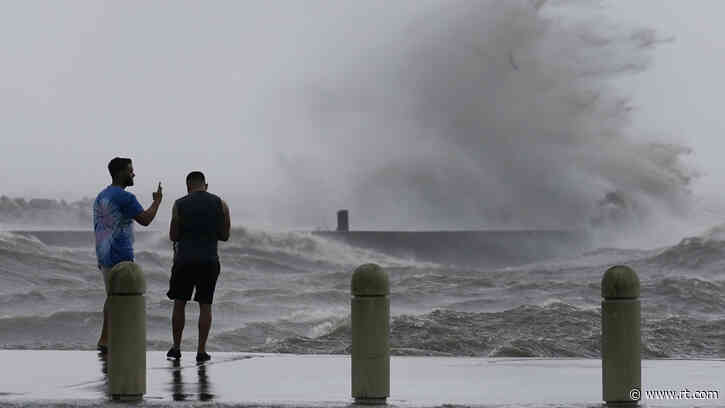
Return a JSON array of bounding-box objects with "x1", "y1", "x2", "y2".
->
[
  {"x1": 312, "y1": 229, "x2": 591, "y2": 267},
  {"x1": 9, "y1": 228, "x2": 591, "y2": 267}
]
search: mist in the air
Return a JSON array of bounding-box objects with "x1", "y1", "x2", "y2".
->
[
  {"x1": 267, "y1": 0, "x2": 697, "y2": 245},
  {"x1": 0, "y1": 0, "x2": 704, "y2": 246}
]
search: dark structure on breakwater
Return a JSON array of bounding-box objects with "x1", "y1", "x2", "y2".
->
[{"x1": 336, "y1": 210, "x2": 349, "y2": 232}]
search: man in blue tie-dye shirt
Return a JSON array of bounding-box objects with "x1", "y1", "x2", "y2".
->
[{"x1": 93, "y1": 157, "x2": 163, "y2": 353}]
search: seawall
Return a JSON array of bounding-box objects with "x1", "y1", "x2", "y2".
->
[
  {"x1": 8, "y1": 229, "x2": 592, "y2": 267},
  {"x1": 312, "y1": 230, "x2": 591, "y2": 267}
]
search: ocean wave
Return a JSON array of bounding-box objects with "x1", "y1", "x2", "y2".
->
[
  {"x1": 212, "y1": 313, "x2": 349, "y2": 352},
  {"x1": 1, "y1": 227, "x2": 724, "y2": 358},
  {"x1": 1, "y1": 276, "x2": 722, "y2": 358},
  {"x1": 0, "y1": 232, "x2": 49, "y2": 254},
  {"x1": 644, "y1": 316, "x2": 725, "y2": 358},
  {"x1": 219, "y1": 250, "x2": 327, "y2": 275},
  {"x1": 641, "y1": 277, "x2": 725, "y2": 318},
  {"x1": 647, "y1": 236, "x2": 725, "y2": 271},
  {"x1": 134, "y1": 250, "x2": 172, "y2": 269},
  {"x1": 0, "y1": 311, "x2": 101, "y2": 350},
  {"x1": 250, "y1": 303, "x2": 724, "y2": 359},
  {"x1": 224, "y1": 227, "x2": 435, "y2": 269}
]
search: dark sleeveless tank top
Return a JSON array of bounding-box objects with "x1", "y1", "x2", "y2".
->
[{"x1": 174, "y1": 191, "x2": 223, "y2": 263}]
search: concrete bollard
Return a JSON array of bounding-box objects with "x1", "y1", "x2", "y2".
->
[
  {"x1": 108, "y1": 261, "x2": 147, "y2": 400},
  {"x1": 351, "y1": 263, "x2": 389, "y2": 405},
  {"x1": 601, "y1": 265, "x2": 641, "y2": 406}
]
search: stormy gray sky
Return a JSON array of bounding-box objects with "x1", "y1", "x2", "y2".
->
[{"x1": 1, "y1": 1, "x2": 723, "y2": 233}]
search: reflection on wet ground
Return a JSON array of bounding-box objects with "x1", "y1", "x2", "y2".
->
[
  {"x1": 3, "y1": 351, "x2": 722, "y2": 407},
  {"x1": 198, "y1": 362, "x2": 214, "y2": 401},
  {"x1": 96, "y1": 351, "x2": 217, "y2": 402},
  {"x1": 169, "y1": 360, "x2": 214, "y2": 401},
  {"x1": 168, "y1": 359, "x2": 215, "y2": 401},
  {"x1": 170, "y1": 360, "x2": 186, "y2": 401}
]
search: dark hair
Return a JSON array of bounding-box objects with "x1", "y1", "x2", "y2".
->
[
  {"x1": 108, "y1": 157, "x2": 132, "y2": 179},
  {"x1": 186, "y1": 171, "x2": 206, "y2": 185}
]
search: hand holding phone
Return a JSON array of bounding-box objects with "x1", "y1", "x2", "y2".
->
[{"x1": 153, "y1": 182, "x2": 163, "y2": 203}]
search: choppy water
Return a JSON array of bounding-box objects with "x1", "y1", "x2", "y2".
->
[{"x1": 0, "y1": 227, "x2": 723, "y2": 358}]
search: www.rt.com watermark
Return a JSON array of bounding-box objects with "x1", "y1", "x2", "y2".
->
[{"x1": 630, "y1": 387, "x2": 720, "y2": 401}]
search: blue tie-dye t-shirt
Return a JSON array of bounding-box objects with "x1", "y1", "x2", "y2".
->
[{"x1": 93, "y1": 185, "x2": 144, "y2": 268}]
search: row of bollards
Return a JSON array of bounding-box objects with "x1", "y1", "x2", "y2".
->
[
  {"x1": 105, "y1": 261, "x2": 641, "y2": 406},
  {"x1": 350, "y1": 263, "x2": 643, "y2": 406}
]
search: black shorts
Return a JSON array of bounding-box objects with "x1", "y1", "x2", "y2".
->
[{"x1": 167, "y1": 259, "x2": 220, "y2": 304}]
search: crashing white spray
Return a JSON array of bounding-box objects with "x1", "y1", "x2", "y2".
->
[{"x1": 282, "y1": 0, "x2": 696, "y2": 240}]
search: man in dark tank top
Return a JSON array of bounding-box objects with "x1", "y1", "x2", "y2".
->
[{"x1": 166, "y1": 171, "x2": 231, "y2": 362}]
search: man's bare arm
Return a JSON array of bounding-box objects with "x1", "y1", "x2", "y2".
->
[
  {"x1": 218, "y1": 200, "x2": 231, "y2": 242},
  {"x1": 134, "y1": 183, "x2": 162, "y2": 227},
  {"x1": 169, "y1": 202, "x2": 180, "y2": 242}
]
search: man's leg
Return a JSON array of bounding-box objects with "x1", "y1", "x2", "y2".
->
[
  {"x1": 168, "y1": 261, "x2": 193, "y2": 354},
  {"x1": 198, "y1": 303, "x2": 212, "y2": 354},
  {"x1": 98, "y1": 266, "x2": 112, "y2": 349},
  {"x1": 172, "y1": 300, "x2": 187, "y2": 349},
  {"x1": 195, "y1": 260, "x2": 219, "y2": 359},
  {"x1": 98, "y1": 296, "x2": 109, "y2": 346}
]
